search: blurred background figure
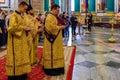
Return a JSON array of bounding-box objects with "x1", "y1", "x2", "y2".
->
[
  {"x1": 64, "y1": 15, "x2": 70, "y2": 40},
  {"x1": 70, "y1": 13, "x2": 78, "y2": 40},
  {"x1": 0, "y1": 11, "x2": 6, "y2": 49},
  {"x1": 5, "y1": 10, "x2": 14, "y2": 44},
  {"x1": 0, "y1": 8, "x2": 3, "y2": 19},
  {"x1": 41, "y1": 11, "x2": 49, "y2": 25},
  {"x1": 87, "y1": 12, "x2": 93, "y2": 32},
  {"x1": 5, "y1": 10, "x2": 14, "y2": 29}
]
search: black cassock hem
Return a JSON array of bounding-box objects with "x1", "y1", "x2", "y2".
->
[
  {"x1": 43, "y1": 67, "x2": 64, "y2": 76},
  {"x1": 8, "y1": 74, "x2": 27, "y2": 80}
]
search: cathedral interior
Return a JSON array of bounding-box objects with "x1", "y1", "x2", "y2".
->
[{"x1": 0, "y1": 0, "x2": 120, "y2": 80}]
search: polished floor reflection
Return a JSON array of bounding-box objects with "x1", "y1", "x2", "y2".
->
[
  {"x1": 39, "y1": 26, "x2": 120, "y2": 80},
  {"x1": 69, "y1": 27, "x2": 120, "y2": 80}
]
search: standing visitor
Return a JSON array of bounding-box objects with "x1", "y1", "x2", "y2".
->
[
  {"x1": 87, "y1": 12, "x2": 92, "y2": 32},
  {"x1": 0, "y1": 12, "x2": 6, "y2": 49},
  {"x1": 70, "y1": 13, "x2": 78, "y2": 40}
]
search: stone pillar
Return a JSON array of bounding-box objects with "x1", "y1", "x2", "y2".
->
[
  {"x1": 60, "y1": 0, "x2": 63, "y2": 12},
  {"x1": 89, "y1": 0, "x2": 96, "y2": 12},
  {"x1": 10, "y1": 0, "x2": 15, "y2": 10},
  {"x1": 39, "y1": 0, "x2": 44, "y2": 13},
  {"x1": 68, "y1": 0, "x2": 71, "y2": 14},
  {"x1": 54, "y1": 0, "x2": 59, "y2": 5},
  {"x1": 74, "y1": 0, "x2": 80, "y2": 12},
  {"x1": 32, "y1": 0, "x2": 44, "y2": 14},
  {"x1": 61, "y1": 0, "x2": 66, "y2": 12},
  {"x1": 10, "y1": 0, "x2": 18, "y2": 10},
  {"x1": 32, "y1": 0, "x2": 40, "y2": 10},
  {"x1": 28, "y1": 0, "x2": 31, "y2": 5},
  {"x1": 66, "y1": 0, "x2": 69, "y2": 13},
  {"x1": 114, "y1": 0, "x2": 119, "y2": 12},
  {"x1": 95, "y1": 0, "x2": 97, "y2": 12},
  {"x1": 14, "y1": 0, "x2": 18, "y2": 9},
  {"x1": 106, "y1": 0, "x2": 114, "y2": 12},
  {"x1": 66, "y1": 0, "x2": 68, "y2": 12},
  {"x1": 44, "y1": 0, "x2": 49, "y2": 11}
]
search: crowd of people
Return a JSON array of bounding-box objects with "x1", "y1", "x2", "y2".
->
[
  {"x1": 0, "y1": 8, "x2": 14, "y2": 49},
  {"x1": 0, "y1": 5, "x2": 94, "y2": 50},
  {"x1": 0, "y1": 1, "x2": 94, "y2": 80}
]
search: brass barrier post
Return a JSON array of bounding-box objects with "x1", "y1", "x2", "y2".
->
[{"x1": 108, "y1": 18, "x2": 116, "y2": 43}]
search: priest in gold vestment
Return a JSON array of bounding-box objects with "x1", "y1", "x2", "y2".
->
[
  {"x1": 6, "y1": 2, "x2": 31, "y2": 80},
  {"x1": 42, "y1": 4, "x2": 65, "y2": 76},
  {"x1": 25, "y1": 5, "x2": 43, "y2": 66}
]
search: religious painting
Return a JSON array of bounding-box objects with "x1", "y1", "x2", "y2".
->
[
  {"x1": 97, "y1": 0, "x2": 106, "y2": 12},
  {"x1": 0, "y1": 0, "x2": 9, "y2": 7},
  {"x1": 18, "y1": 0, "x2": 28, "y2": 3},
  {"x1": 81, "y1": 0, "x2": 88, "y2": 13},
  {"x1": 0, "y1": 0, "x2": 5, "y2": 4},
  {"x1": 118, "y1": 0, "x2": 120, "y2": 11}
]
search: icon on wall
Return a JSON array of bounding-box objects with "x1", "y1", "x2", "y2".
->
[
  {"x1": 97, "y1": 0, "x2": 106, "y2": 12},
  {"x1": 0, "y1": 0, "x2": 9, "y2": 8},
  {"x1": 118, "y1": 2, "x2": 120, "y2": 11},
  {"x1": 0, "y1": 0, "x2": 5, "y2": 4},
  {"x1": 81, "y1": 0, "x2": 89, "y2": 13}
]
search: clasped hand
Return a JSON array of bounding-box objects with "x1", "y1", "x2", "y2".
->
[{"x1": 24, "y1": 26, "x2": 33, "y2": 31}]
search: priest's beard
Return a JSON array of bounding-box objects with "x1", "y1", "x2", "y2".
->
[{"x1": 30, "y1": 12, "x2": 34, "y2": 17}]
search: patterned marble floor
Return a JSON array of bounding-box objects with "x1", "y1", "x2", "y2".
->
[
  {"x1": 38, "y1": 26, "x2": 120, "y2": 80},
  {"x1": 67, "y1": 27, "x2": 120, "y2": 80},
  {"x1": 1, "y1": 26, "x2": 120, "y2": 80}
]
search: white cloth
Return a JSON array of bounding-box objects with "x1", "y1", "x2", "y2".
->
[{"x1": 5, "y1": 14, "x2": 10, "y2": 29}]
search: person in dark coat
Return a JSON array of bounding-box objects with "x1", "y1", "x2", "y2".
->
[
  {"x1": 87, "y1": 12, "x2": 92, "y2": 32},
  {"x1": 0, "y1": 12, "x2": 6, "y2": 49},
  {"x1": 70, "y1": 13, "x2": 78, "y2": 40}
]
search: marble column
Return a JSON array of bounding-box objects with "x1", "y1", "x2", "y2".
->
[
  {"x1": 54, "y1": 0, "x2": 59, "y2": 5},
  {"x1": 74, "y1": 0, "x2": 80, "y2": 12},
  {"x1": 39, "y1": 0, "x2": 44, "y2": 13},
  {"x1": 64, "y1": 0, "x2": 67, "y2": 12},
  {"x1": 114, "y1": 0, "x2": 119, "y2": 12},
  {"x1": 95, "y1": 0, "x2": 97, "y2": 12},
  {"x1": 14, "y1": 0, "x2": 18, "y2": 9},
  {"x1": 28, "y1": 0, "x2": 31, "y2": 5},
  {"x1": 106, "y1": 0, "x2": 114, "y2": 12},
  {"x1": 66, "y1": 0, "x2": 71, "y2": 14},
  {"x1": 10, "y1": 0, "x2": 18, "y2": 10},
  {"x1": 60, "y1": 0, "x2": 66, "y2": 12},
  {"x1": 60, "y1": 0, "x2": 71, "y2": 13},
  {"x1": 89, "y1": 0, "x2": 96, "y2": 12},
  {"x1": 44, "y1": 0, "x2": 49, "y2": 11},
  {"x1": 68, "y1": 0, "x2": 71, "y2": 14},
  {"x1": 10, "y1": 0, "x2": 15, "y2": 10}
]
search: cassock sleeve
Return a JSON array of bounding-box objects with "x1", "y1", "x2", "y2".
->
[
  {"x1": 45, "y1": 15, "x2": 60, "y2": 35},
  {"x1": 8, "y1": 15, "x2": 24, "y2": 37}
]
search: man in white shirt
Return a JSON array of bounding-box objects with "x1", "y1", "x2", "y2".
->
[
  {"x1": 0, "y1": 8, "x2": 2, "y2": 19},
  {"x1": 5, "y1": 10, "x2": 14, "y2": 29}
]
